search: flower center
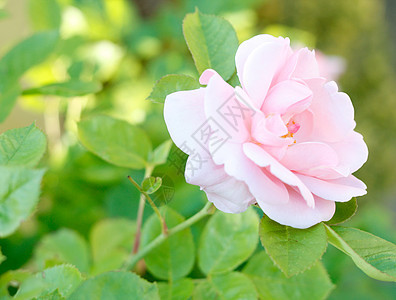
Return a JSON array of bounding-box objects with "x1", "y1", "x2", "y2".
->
[{"x1": 282, "y1": 120, "x2": 300, "y2": 138}]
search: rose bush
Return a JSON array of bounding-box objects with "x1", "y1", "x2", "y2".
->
[{"x1": 164, "y1": 34, "x2": 368, "y2": 228}]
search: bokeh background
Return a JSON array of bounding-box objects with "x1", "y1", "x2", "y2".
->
[{"x1": 0, "y1": 0, "x2": 395, "y2": 298}]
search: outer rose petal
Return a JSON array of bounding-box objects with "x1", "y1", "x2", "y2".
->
[
  {"x1": 329, "y1": 131, "x2": 368, "y2": 174},
  {"x1": 204, "y1": 177, "x2": 255, "y2": 214},
  {"x1": 204, "y1": 70, "x2": 250, "y2": 143},
  {"x1": 242, "y1": 38, "x2": 291, "y2": 107},
  {"x1": 277, "y1": 48, "x2": 321, "y2": 81},
  {"x1": 291, "y1": 48, "x2": 320, "y2": 79},
  {"x1": 184, "y1": 153, "x2": 227, "y2": 187},
  {"x1": 243, "y1": 142, "x2": 315, "y2": 208},
  {"x1": 163, "y1": 88, "x2": 208, "y2": 156},
  {"x1": 210, "y1": 141, "x2": 289, "y2": 205},
  {"x1": 235, "y1": 34, "x2": 281, "y2": 84},
  {"x1": 304, "y1": 131, "x2": 368, "y2": 180},
  {"x1": 186, "y1": 155, "x2": 254, "y2": 213},
  {"x1": 297, "y1": 174, "x2": 367, "y2": 202},
  {"x1": 307, "y1": 79, "x2": 356, "y2": 142},
  {"x1": 258, "y1": 187, "x2": 335, "y2": 229},
  {"x1": 199, "y1": 69, "x2": 217, "y2": 85}
]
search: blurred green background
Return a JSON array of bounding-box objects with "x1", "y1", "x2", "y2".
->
[{"x1": 0, "y1": 0, "x2": 395, "y2": 298}]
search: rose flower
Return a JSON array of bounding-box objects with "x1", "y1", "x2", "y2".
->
[{"x1": 164, "y1": 35, "x2": 368, "y2": 228}]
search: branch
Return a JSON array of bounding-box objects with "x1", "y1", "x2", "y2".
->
[
  {"x1": 128, "y1": 175, "x2": 168, "y2": 235},
  {"x1": 123, "y1": 201, "x2": 214, "y2": 271},
  {"x1": 131, "y1": 166, "x2": 154, "y2": 254}
]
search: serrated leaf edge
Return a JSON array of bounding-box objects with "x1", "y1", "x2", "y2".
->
[{"x1": 259, "y1": 217, "x2": 329, "y2": 277}]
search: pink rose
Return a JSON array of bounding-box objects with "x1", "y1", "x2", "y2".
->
[{"x1": 164, "y1": 34, "x2": 368, "y2": 228}]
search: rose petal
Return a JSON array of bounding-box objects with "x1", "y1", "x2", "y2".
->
[
  {"x1": 204, "y1": 177, "x2": 255, "y2": 213},
  {"x1": 329, "y1": 131, "x2": 368, "y2": 174},
  {"x1": 291, "y1": 48, "x2": 320, "y2": 79},
  {"x1": 204, "y1": 71, "x2": 250, "y2": 145},
  {"x1": 243, "y1": 142, "x2": 315, "y2": 207},
  {"x1": 185, "y1": 153, "x2": 226, "y2": 187},
  {"x1": 261, "y1": 144, "x2": 289, "y2": 161},
  {"x1": 277, "y1": 48, "x2": 320, "y2": 81},
  {"x1": 199, "y1": 69, "x2": 217, "y2": 85},
  {"x1": 281, "y1": 142, "x2": 339, "y2": 171},
  {"x1": 307, "y1": 79, "x2": 356, "y2": 142},
  {"x1": 293, "y1": 109, "x2": 314, "y2": 142},
  {"x1": 164, "y1": 88, "x2": 208, "y2": 156},
  {"x1": 251, "y1": 112, "x2": 291, "y2": 147},
  {"x1": 205, "y1": 191, "x2": 252, "y2": 214},
  {"x1": 234, "y1": 86, "x2": 261, "y2": 112},
  {"x1": 186, "y1": 155, "x2": 254, "y2": 213},
  {"x1": 261, "y1": 79, "x2": 313, "y2": 116},
  {"x1": 242, "y1": 38, "x2": 291, "y2": 107},
  {"x1": 266, "y1": 114, "x2": 289, "y2": 136},
  {"x1": 297, "y1": 174, "x2": 367, "y2": 202},
  {"x1": 298, "y1": 165, "x2": 350, "y2": 180},
  {"x1": 210, "y1": 141, "x2": 289, "y2": 205},
  {"x1": 258, "y1": 187, "x2": 335, "y2": 229},
  {"x1": 304, "y1": 131, "x2": 368, "y2": 180},
  {"x1": 235, "y1": 34, "x2": 281, "y2": 84}
]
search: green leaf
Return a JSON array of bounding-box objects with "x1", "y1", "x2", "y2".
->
[
  {"x1": 28, "y1": 0, "x2": 61, "y2": 30},
  {"x1": 0, "y1": 31, "x2": 59, "y2": 122},
  {"x1": 193, "y1": 272, "x2": 258, "y2": 300},
  {"x1": 0, "y1": 270, "x2": 31, "y2": 297},
  {"x1": 0, "y1": 83, "x2": 20, "y2": 123},
  {"x1": 0, "y1": 247, "x2": 5, "y2": 265},
  {"x1": 259, "y1": 217, "x2": 328, "y2": 277},
  {"x1": 183, "y1": 9, "x2": 239, "y2": 80},
  {"x1": 198, "y1": 207, "x2": 259, "y2": 275},
  {"x1": 325, "y1": 225, "x2": 396, "y2": 282},
  {"x1": 141, "y1": 207, "x2": 195, "y2": 280},
  {"x1": 23, "y1": 81, "x2": 102, "y2": 97},
  {"x1": 157, "y1": 278, "x2": 194, "y2": 300},
  {"x1": 78, "y1": 115, "x2": 152, "y2": 170},
  {"x1": 14, "y1": 265, "x2": 83, "y2": 300},
  {"x1": 188, "y1": 0, "x2": 262, "y2": 15},
  {"x1": 0, "y1": 31, "x2": 59, "y2": 85},
  {"x1": 67, "y1": 60, "x2": 85, "y2": 80},
  {"x1": 0, "y1": 123, "x2": 46, "y2": 167},
  {"x1": 227, "y1": 71, "x2": 241, "y2": 87},
  {"x1": 34, "y1": 229, "x2": 90, "y2": 273},
  {"x1": 68, "y1": 271, "x2": 160, "y2": 300},
  {"x1": 148, "y1": 140, "x2": 173, "y2": 165},
  {"x1": 142, "y1": 177, "x2": 162, "y2": 194},
  {"x1": 147, "y1": 74, "x2": 200, "y2": 104},
  {"x1": 89, "y1": 218, "x2": 136, "y2": 275},
  {"x1": 0, "y1": 166, "x2": 45, "y2": 237},
  {"x1": 35, "y1": 289, "x2": 64, "y2": 300},
  {"x1": 149, "y1": 173, "x2": 175, "y2": 207},
  {"x1": 326, "y1": 198, "x2": 357, "y2": 225},
  {"x1": 243, "y1": 252, "x2": 334, "y2": 300}
]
